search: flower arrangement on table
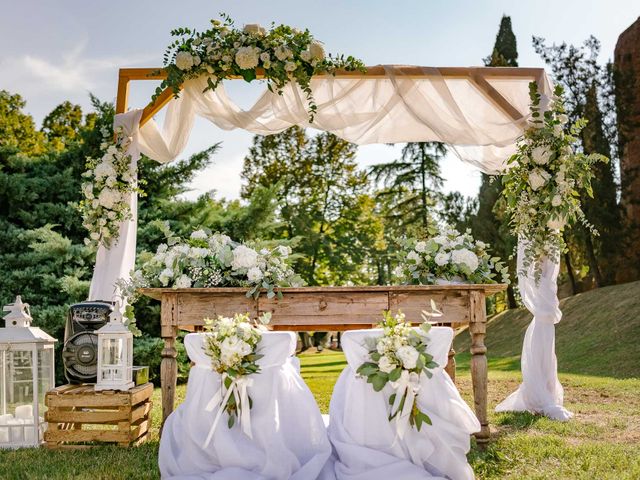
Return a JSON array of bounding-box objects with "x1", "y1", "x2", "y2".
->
[
  {"x1": 202, "y1": 312, "x2": 272, "y2": 445},
  {"x1": 501, "y1": 82, "x2": 608, "y2": 281},
  {"x1": 155, "y1": 13, "x2": 365, "y2": 121},
  {"x1": 393, "y1": 225, "x2": 510, "y2": 286},
  {"x1": 119, "y1": 224, "x2": 303, "y2": 301},
  {"x1": 357, "y1": 310, "x2": 440, "y2": 435},
  {"x1": 80, "y1": 126, "x2": 142, "y2": 249}
]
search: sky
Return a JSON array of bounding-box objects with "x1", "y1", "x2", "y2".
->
[{"x1": 1, "y1": 1, "x2": 638, "y2": 201}]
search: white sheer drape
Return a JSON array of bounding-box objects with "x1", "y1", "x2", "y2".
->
[
  {"x1": 495, "y1": 244, "x2": 573, "y2": 420},
  {"x1": 328, "y1": 328, "x2": 479, "y2": 480},
  {"x1": 159, "y1": 332, "x2": 333, "y2": 479},
  {"x1": 87, "y1": 65, "x2": 570, "y2": 421}
]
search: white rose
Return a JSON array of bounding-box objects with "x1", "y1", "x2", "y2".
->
[
  {"x1": 309, "y1": 41, "x2": 325, "y2": 61},
  {"x1": 551, "y1": 195, "x2": 562, "y2": 207},
  {"x1": 277, "y1": 245, "x2": 290, "y2": 257},
  {"x1": 263, "y1": 60, "x2": 272, "y2": 69},
  {"x1": 406, "y1": 251, "x2": 422, "y2": 265},
  {"x1": 531, "y1": 146, "x2": 552, "y2": 166},
  {"x1": 284, "y1": 61, "x2": 297, "y2": 72},
  {"x1": 175, "y1": 51, "x2": 195, "y2": 71},
  {"x1": 175, "y1": 274, "x2": 192, "y2": 288},
  {"x1": 231, "y1": 245, "x2": 259, "y2": 270},
  {"x1": 190, "y1": 229, "x2": 208, "y2": 240},
  {"x1": 558, "y1": 114, "x2": 569, "y2": 124},
  {"x1": 243, "y1": 23, "x2": 266, "y2": 36},
  {"x1": 378, "y1": 355, "x2": 396, "y2": 374},
  {"x1": 157, "y1": 243, "x2": 168, "y2": 254},
  {"x1": 396, "y1": 345, "x2": 419, "y2": 370},
  {"x1": 547, "y1": 216, "x2": 566, "y2": 231},
  {"x1": 274, "y1": 46, "x2": 292, "y2": 61},
  {"x1": 528, "y1": 169, "x2": 551, "y2": 191},
  {"x1": 553, "y1": 124, "x2": 564, "y2": 137},
  {"x1": 260, "y1": 52, "x2": 270, "y2": 63},
  {"x1": 434, "y1": 251, "x2": 450, "y2": 266},
  {"x1": 300, "y1": 50, "x2": 312, "y2": 62},
  {"x1": 235, "y1": 46, "x2": 260, "y2": 70},
  {"x1": 247, "y1": 266, "x2": 264, "y2": 283},
  {"x1": 433, "y1": 235, "x2": 447, "y2": 245},
  {"x1": 414, "y1": 241, "x2": 427, "y2": 253},
  {"x1": 82, "y1": 184, "x2": 94, "y2": 199}
]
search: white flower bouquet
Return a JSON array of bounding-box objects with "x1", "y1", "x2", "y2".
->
[
  {"x1": 118, "y1": 223, "x2": 303, "y2": 302},
  {"x1": 393, "y1": 225, "x2": 510, "y2": 285},
  {"x1": 202, "y1": 312, "x2": 271, "y2": 442},
  {"x1": 80, "y1": 126, "x2": 142, "y2": 248},
  {"x1": 502, "y1": 82, "x2": 608, "y2": 281},
  {"x1": 155, "y1": 14, "x2": 365, "y2": 121},
  {"x1": 357, "y1": 311, "x2": 439, "y2": 434}
]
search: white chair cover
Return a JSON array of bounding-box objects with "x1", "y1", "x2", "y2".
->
[
  {"x1": 328, "y1": 327, "x2": 479, "y2": 480},
  {"x1": 159, "y1": 331, "x2": 333, "y2": 480}
]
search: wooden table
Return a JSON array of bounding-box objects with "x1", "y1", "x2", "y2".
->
[{"x1": 141, "y1": 284, "x2": 506, "y2": 444}]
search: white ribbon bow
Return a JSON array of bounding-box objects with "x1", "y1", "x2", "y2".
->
[
  {"x1": 203, "y1": 374, "x2": 254, "y2": 448},
  {"x1": 389, "y1": 370, "x2": 422, "y2": 440}
]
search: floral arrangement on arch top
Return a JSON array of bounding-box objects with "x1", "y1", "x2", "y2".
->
[
  {"x1": 155, "y1": 13, "x2": 365, "y2": 121},
  {"x1": 393, "y1": 225, "x2": 510, "y2": 286},
  {"x1": 501, "y1": 82, "x2": 608, "y2": 281}
]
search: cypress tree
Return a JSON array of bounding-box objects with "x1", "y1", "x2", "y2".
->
[{"x1": 474, "y1": 15, "x2": 519, "y2": 308}]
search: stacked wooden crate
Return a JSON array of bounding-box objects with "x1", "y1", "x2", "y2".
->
[{"x1": 44, "y1": 383, "x2": 153, "y2": 449}]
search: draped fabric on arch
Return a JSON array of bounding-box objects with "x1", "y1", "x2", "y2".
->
[{"x1": 88, "y1": 64, "x2": 572, "y2": 420}]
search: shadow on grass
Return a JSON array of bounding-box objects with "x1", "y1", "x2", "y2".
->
[
  {"x1": 495, "y1": 411, "x2": 544, "y2": 430},
  {"x1": 299, "y1": 360, "x2": 348, "y2": 369}
]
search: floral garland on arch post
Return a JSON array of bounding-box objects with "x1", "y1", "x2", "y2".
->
[
  {"x1": 79, "y1": 126, "x2": 142, "y2": 249},
  {"x1": 502, "y1": 82, "x2": 608, "y2": 282},
  {"x1": 154, "y1": 13, "x2": 365, "y2": 121}
]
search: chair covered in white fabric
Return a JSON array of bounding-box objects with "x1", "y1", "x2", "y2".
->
[
  {"x1": 159, "y1": 331, "x2": 333, "y2": 480},
  {"x1": 327, "y1": 327, "x2": 480, "y2": 480}
]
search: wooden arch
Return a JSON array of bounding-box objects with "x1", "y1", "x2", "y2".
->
[{"x1": 115, "y1": 65, "x2": 547, "y2": 127}]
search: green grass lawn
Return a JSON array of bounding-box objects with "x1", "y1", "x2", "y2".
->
[{"x1": 1, "y1": 282, "x2": 639, "y2": 479}]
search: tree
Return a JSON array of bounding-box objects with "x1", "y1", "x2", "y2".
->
[
  {"x1": 483, "y1": 15, "x2": 518, "y2": 67},
  {"x1": 0, "y1": 90, "x2": 46, "y2": 155},
  {"x1": 370, "y1": 142, "x2": 445, "y2": 234},
  {"x1": 533, "y1": 36, "x2": 622, "y2": 288},
  {"x1": 42, "y1": 101, "x2": 89, "y2": 151},
  {"x1": 242, "y1": 129, "x2": 382, "y2": 285}
]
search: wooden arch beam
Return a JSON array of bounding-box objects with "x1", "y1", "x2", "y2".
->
[{"x1": 115, "y1": 66, "x2": 546, "y2": 128}]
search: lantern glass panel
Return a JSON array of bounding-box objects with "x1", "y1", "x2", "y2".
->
[
  {"x1": 7, "y1": 350, "x2": 33, "y2": 411},
  {"x1": 37, "y1": 348, "x2": 53, "y2": 439}
]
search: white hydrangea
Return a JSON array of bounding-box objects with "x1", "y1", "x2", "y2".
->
[
  {"x1": 175, "y1": 51, "x2": 195, "y2": 71},
  {"x1": 190, "y1": 229, "x2": 208, "y2": 240},
  {"x1": 277, "y1": 245, "x2": 291, "y2": 257},
  {"x1": 406, "y1": 251, "x2": 422, "y2": 264},
  {"x1": 159, "y1": 268, "x2": 174, "y2": 286},
  {"x1": 551, "y1": 194, "x2": 562, "y2": 207},
  {"x1": 547, "y1": 216, "x2": 566, "y2": 231},
  {"x1": 451, "y1": 248, "x2": 479, "y2": 272},
  {"x1": 94, "y1": 161, "x2": 116, "y2": 180},
  {"x1": 97, "y1": 188, "x2": 120, "y2": 210},
  {"x1": 235, "y1": 46, "x2": 260, "y2": 70},
  {"x1": 174, "y1": 274, "x2": 192, "y2": 288},
  {"x1": 396, "y1": 345, "x2": 419, "y2": 370},
  {"x1": 231, "y1": 245, "x2": 259, "y2": 270}
]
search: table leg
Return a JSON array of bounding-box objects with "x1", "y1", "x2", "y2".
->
[
  {"x1": 469, "y1": 290, "x2": 489, "y2": 445},
  {"x1": 160, "y1": 293, "x2": 178, "y2": 430},
  {"x1": 445, "y1": 343, "x2": 456, "y2": 382}
]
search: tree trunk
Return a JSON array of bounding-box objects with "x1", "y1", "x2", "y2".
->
[
  {"x1": 564, "y1": 251, "x2": 578, "y2": 295},
  {"x1": 583, "y1": 231, "x2": 604, "y2": 288},
  {"x1": 506, "y1": 285, "x2": 518, "y2": 309}
]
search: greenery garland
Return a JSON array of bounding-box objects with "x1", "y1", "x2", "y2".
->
[
  {"x1": 502, "y1": 82, "x2": 608, "y2": 282},
  {"x1": 154, "y1": 14, "x2": 366, "y2": 121}
]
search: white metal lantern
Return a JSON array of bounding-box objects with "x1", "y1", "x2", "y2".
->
[
  {"x1": 95, "y1": 303, "x2": 133, "y2": 392},
  {"x1": 0, "y1": 296, "x2": 56, "y2": 448}
]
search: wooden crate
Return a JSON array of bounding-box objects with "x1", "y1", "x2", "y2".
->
[{"x1": 44, "y1": 383, "x2": 153, "y2": 450}]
